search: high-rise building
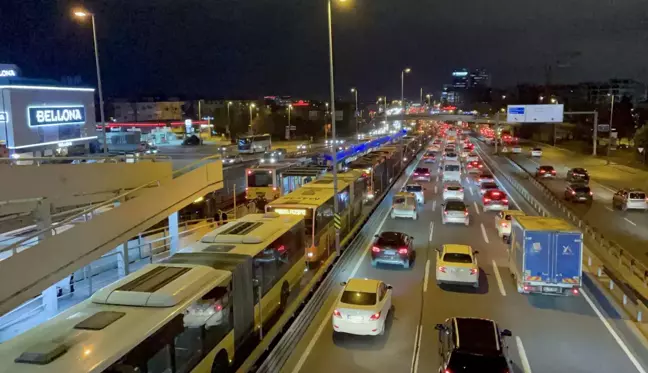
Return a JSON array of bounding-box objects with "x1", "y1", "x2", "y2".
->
[
  {"x1": 452, "y1": 69, "x2": 469, "y2": 89},
  {"x1": 470, "y1": 69, "x2": 491, "y2": 88}
]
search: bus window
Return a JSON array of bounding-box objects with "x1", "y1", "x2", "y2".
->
[
  {"x1": 248, "y1": 171, "x2": 273, "y2": 187},
  {"x1": 315, "y1": 197, "x2": 334, "y2": 235}
]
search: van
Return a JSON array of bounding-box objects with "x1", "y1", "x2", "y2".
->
[{"x1": 442, "y1": 161, "x2": 462, "y2": 182}]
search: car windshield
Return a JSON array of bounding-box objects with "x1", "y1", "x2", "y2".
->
[
  {"x1": 533, "y1": 147, "x2": 542, "y2": 151},
  {"x1": 479, "y1": 174, "x2": 493, "y2": 179},
  {"x1": 448, "y1": 352, "x2": 508, "y2": 371},
  {"x1": 445, "y1": 201, "x2": 466, "y2": 211},
  {"x1": 540, "y1": 166, "x2": 554, "y2": 171},
  {"x1": 376, "y1": 233, "x2": 404, "y2": 246},
  {"x1": 482, "y1": 182, "x2": 498, "y2": 189},
  {"x1": 443, "y1": 253, "x2": 473, "y2": 263},
  {"x1": 425, "y1": 151, "x2": 436, "y2": 157},
  {"x1": 247, "y1": 171, "x2": 273, "y2": 187},
  {"x1": 572, "y1": 168, "x2": 587, "y2": 174},
  {"x1": 406, "y1": 185, "x2": 423, "y2": 192},
  {"x1": 340, "y1": 291, "x2": 376, "y2": 306},
  {"x1": 629, "y1": 192, "x2": 646, "y2": 199},
  {"x1": 574, "y1": 187, "x2": 590, "y2": 193},
  {"x1": 445, "y1": 164, "x2": 460, "y2": 172},
  {"x1": 415, "y1": 168, "x2": 428, "y2": 173},
  {"x1": 446, "y1": 185, "x2": 462, "y2": 191},
  {"x1": 446, "y1": 152, "x2": 457, "y2": 157}
]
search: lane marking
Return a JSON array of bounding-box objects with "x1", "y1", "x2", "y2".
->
[
  {"x1": 468, "y1": 185, "x2": 474, "y2": 196},
  {"x1": 605, "y1": 206, "x2": 614, "y2": 212},
  {"x1": 480, "y1": 223, "x2": 489, "y2": 243},
  {"x1": 492, "y1": 260, "x2": 507, "y2": 296},
  {"x1": 581, "y1": 290, "x2": 648, "y2": 373},
  {"x1": 434, "y1": 185, "x2": 438, "y2": 194},
  {"x1": 516, "y1": 336, "x2": 534, "y2": 373},
  {"x1": 429, "y1": 221, "x2": 435, "y2": 241},
  {"x1": 473, "y1": 201, "x2": 480, "y2": 215},
  {"x1": 291, "y1": 204, "x2": 390, "y2": 373},
  {"x1": 435, "y1": 175, "x2": 439, "y2": 182},
  {"x1": 410, "y1": 325, "x2": 423, "y2": 373},
  {"x1": 624, "y1": 217, "x2": 637, "y2": 226},
  {"x1": 423, "y1": 260, "x2": 430, "y2": 292},
  {"x1": 432, "y1": 200, "x2": 437, "y2": 212}
]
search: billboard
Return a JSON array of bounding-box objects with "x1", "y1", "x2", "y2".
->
[{"x1": 507, "y1": 104, "x2": 564, "y2": 123}]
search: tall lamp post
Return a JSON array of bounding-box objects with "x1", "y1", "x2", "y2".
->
[
  {"x1": 401, "y1": 67, "x2": 411, "y2": 108},
  {"x1": 248, "y1": 103, "x2": 256, "y2": 134},
  {"x1": 286, "y1": 104, "x2": 293, "y2": 140},
  {"x1": 74, "y1": 9, "x2": 107, "y2": 154},
  {"x1": 607, "y1": 92, "x2": 616, "y2": 159},
  {"x1": 226, "y1": 101, "x2": 233, "y2": 140},
  {"x1": 351, "y1": 87, "x2": 359, "y2": 141}
]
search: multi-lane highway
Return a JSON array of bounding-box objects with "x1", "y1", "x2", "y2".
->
[
  {"x1": 505, "y1": 143, "x2": 648, "y2": 266},
  {"x1": 278, "y1": 145, "x2": 648, "y2": 373}
]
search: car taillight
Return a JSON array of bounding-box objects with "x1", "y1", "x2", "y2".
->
[
  {"x1": 414, "y1": 173, "x2": 419, "y2": 176},
  {"x1": 501, "y1": 222, "x2": 509, "y2": 227},
  {"x1": 464, "y1": 210, "x2": 469, "y2": 216},
  {"x1": 503, "y1": 199, "x2": 509, "y2": 204},
  {"x1": 398, "y1": 247, "x2": 409, "y2": 254},
  {"x1": 459, "y1": 188, "x2": 464, "y2": 192},
  {"x1": 333, "y1": 309, "x2": 342, "y2": 318},
  {"x1": 540, "y1": 170, "x2": 546, "y2": 173},
  {"x1": 484, "y1": 198, "x2": 491, "y2": 203},
  {"x1": 272, "y1": 187, "x2": 277, "y2": 191},
  {"x1": 438, "y1": 266, "x2": 447, "y2": 273},
  {"x1": 572, "y1": 287, "x2": 580, "y2": 295},
  {"x1": 467, "y1": 164, "x2": 472, "y2": 168},
  {"x1": 470, "y1": 268, "x2": 478, "y2": 275},
  {"x1": 551, "y1": 170, "x2": 556, "y2": 174},
  {"x1": 571, "y1": 190, "x2": 576, "y2": 195},
  {"x1": 425, "y1": 173, "x2": 430, "y2": 176},
  {"x1": 443, "y1": 210, "x2": 448, "y2": 215},
  {"x1": 372, "y1": 246, "x2": 381, "y2": 253},
  {"x1": 369, "y1": 312, "x2": 381, "y2": 320},
  {"x1": 444, "y1": 187, "x2": 448, "y2": 192},
  {"x1": 523, "y1": 285, "x2": 530, "y2": 292},
  {"x1": 444, "y1": 369, "x2": 452, "y2": 373},
  {"x1": 589, "y1": 191, "x2": 593, "y2": 196}
]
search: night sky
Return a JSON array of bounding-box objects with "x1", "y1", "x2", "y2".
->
[{"x1": 1, "y1": 0, "x2": 647, "y2": 100}]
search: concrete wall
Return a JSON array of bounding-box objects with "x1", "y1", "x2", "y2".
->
[
  {"x1": 0, "y1": 160, "x2": 223, "y2": 316},
  {"x1": 0, "y1": 161, "x2": 173, "y2": 205}
]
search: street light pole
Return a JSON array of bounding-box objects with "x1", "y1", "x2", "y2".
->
[
  {"x1": 227, "y1": 101, "x2": 232, "y2": 139},
  {"x1": 401, "y1": 68, "x2": 411, "y2": 108},
  {"x1": 608, "y1": 93, "x2": 615, "y2": 159},
  {"x1": 74, "y1": 10, "x2": 107, "y2": 154},
  {"x1": 248, "y1": 103, "x2": 255, "y2": 134},
  {"x1": 327, "y1": 0, "x2": 341, "y2": 255},
  {"x1": 420, "y1": 87, "x2": 423, "y2": 105},
  {"x1": 351, "y1": 88, "x2": 358, "y2": 142},
  {"x1": 287, "y1": 104, "x2": 292, "y2": 140}
]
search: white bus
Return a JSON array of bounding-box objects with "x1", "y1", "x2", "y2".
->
[
  {"x1": 238, "y1": 134, "x2": 271, "y2": 154},
  {"x1": 0, "y1": 213, "x2": 305, "y2": 373},
  {"x1": 245, "y1": 163, "x2": 296, "y2": 201}
]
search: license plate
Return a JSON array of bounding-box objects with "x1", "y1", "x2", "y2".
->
[
  {"x1": 385, "y1": 250, "x2": 396, "y2": 255},
  {"x1": 543, "y1": 286, "x2": 560, "y2": 293},
  {"x1": 578, "y1": 197, "x2": 586, "y2": 200},
  {"x1": 348, "y1": 315, "x2": 363, "y2": 322}
]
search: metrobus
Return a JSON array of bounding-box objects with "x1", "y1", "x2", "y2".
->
[
  {"x1": 0, "y1": 213, "x2": 305, "y2": 373},
  {"x1": 266, "y1": 179, "x2": 351, "y2": 265},
  {"x1": 238, "y1": 134, "x2": 271, "y2": 154},
  {"x1": 245, "y1": 163, "x2": 295, "y2": 201},
  {"x1": 319, "y1": 170, "x2": 367, "y2": 227},
  {"x1": 278, "y1": 166, "x2": 329, "y2": 195}
]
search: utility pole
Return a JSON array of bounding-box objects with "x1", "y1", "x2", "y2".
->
[{"x1": 494, "y1": 112, "x2": 500, "y2": 153}]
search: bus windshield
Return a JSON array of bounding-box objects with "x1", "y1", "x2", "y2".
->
[{"x1": 248, "y1": 171, "x2": 274, "y2": 187}]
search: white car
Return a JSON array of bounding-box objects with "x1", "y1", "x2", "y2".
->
[
  {"x1": 443, "y1": 182, "x2": 465, "y2": 201},
  {"x1": 512, "y1": 145, "x2": 522, "y2": 153},
  {"x1": 332, "y1": 278, "x2": 392, "y2": 336},
  {"x1": 403, "y1": 184, "x2": 425, "y2": 204},
  {"x1": 444, "y1": 152, "x2": 459, "y2": 162},
  {"x1": 530, "y1": 147, "x2": 543, "y2": 157},
  {"x1": 391, "y1": 192, "x2": 418, "y2": 220},
  {"x1": 495, "y1": 210, "x2": 526, "y2": 241},
  {"x1": 441, "y1": 200, "x2": 470, "y2": 226}
]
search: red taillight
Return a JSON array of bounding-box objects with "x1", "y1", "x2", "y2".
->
[
  {"x1": 398, "y1": 247, "x2": 409, "y2": 254},
  {"x1": 247, "y1": 170, "x2": 252, "y2": 175},
  {"x1": 551, "y1": 170, "x2": 556, "y2": 174},
  {"x1": 464, "y1": 210, "x2": 469, "y2": 216},
  {"x1": 333, "y1": 309, "x2": 342, "y2": 318},
  {"x1": 444, "y1": 369, "x2": 452, "y2": 373},
  {"x1": 443, "y1": 210, "x2": 448, "y2": 215},
  {"x1": 467, "y1": 164, "x2": 472, "y2": 168},
  {"x1": 444, "y1": 187, "x2": 448, "y2": 192},
  {"x1": 523, "y1": 285, "x2": 530, "y2": 292},
  {"x1": 572, "y1": 287, "x2": 580, "y2": 295},
  {"x1": 372, "y1": 246, "x2": 381, "y2": 253},
  {"x1": 369, "y1": 311, "x2": 381, "y2": 320},
  {"x1": 459, "y1": 188, "x2": 464, "y2": 192},
  {"x1": 571, "y1": 190, "x2": 576, "y2": 195},
  {"x1": 503, "y1": 199, "x2": 509, "y2": 204},
  {"x1": 470, "y1": 268, "x2": 478, "y2": 275},
  {"x1": 540, "y1": 170, "x2": 546, "y2": 173},
  {"x1": 493, "y1": 191, "x2": 500, "y2": 196},
  {"x1": 272, "y1": 187, "x2": 277, "y2": 191},
  {"x1": 414, "y1": 173, "x2": 419, "y2": 176},
  {"x1": 438, "y1": 266, "x2": 447, "y2": 273},
  {"x1": 245, "y1": 187, "x2": 249, "y2": 191},
  {"x1": 589, "y1": 191, "x2": 593, "y2": 196},
  {"x1": 478, "y1": 164, "x2": 483, "y2": 168},
  {"x1": 484, "y1": 198, "x2": 491, "y2": 203},
  {"x1": 425, "y1": 173, "x2": 430, "y2": 176},
  {"x1": 501, "y1": 222, "x2": 509, "y2": 227}
]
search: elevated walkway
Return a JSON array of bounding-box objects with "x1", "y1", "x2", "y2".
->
[{"x1": 0, "y1": 156, "x2": 223, "y2": 316}]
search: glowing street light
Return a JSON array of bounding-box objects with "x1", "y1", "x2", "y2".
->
[
  {"x1": 73, "y1": 9, "x2": 107, "y2": 153},
  {"x1": 401, "y1": 68, "x2": 411, "y2": 107}
]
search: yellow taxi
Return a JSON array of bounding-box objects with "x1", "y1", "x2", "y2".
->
[
  {"x1": 494, "y1": 209, "x2": 526, "y2": 242},
  {"x1": 435, "y1": 244, "x2": 479, "y2": 288}
]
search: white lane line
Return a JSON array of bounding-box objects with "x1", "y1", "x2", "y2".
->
[
  {"x1": 291, "y1": 207, "x2": 390, "y2": 373},
  {"x1": 429, "y1": 221, "x2": 435, "y2": 241},
  {"x1": 516, "y1": 336, "x2": 534, "y2": 373},
  {"x1": 434, "y1": 185, "x2": 438, "y2": 194},
  {"x1": 605, "y1": 206, "x2": 614, "y2": 212},
  {"x1": 624, "y1": 217, "x2": 637, "y2": 226},
  {"x1": 581, "y1": 290, "x2": 648, "y2": 373},
  {"x1": 492, "y1": 260, "x2": 507, "y2": 296},
  {"x1": 432, "y1": 200, "x2": 437, "y2": 211},
  {"x1": 411, "y1": 325, "x2": 423, "y2": 373},
  {"x1": 423, "y1": 260, "x2": 430, "y2": 292},
  {"x1": 473, "y1": 201, "x2": 480, "y2": 215},
  {"x1": 468, "y1": 185, "x2": 474, "y2": 196},
  {"x1": 435, "y1": 175, "x2": 439, "y2": 182},
  {"x1": 480, "y1": 223, "x2": 490, "y2": 243}
]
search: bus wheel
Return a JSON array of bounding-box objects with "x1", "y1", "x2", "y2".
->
[
  {"x1": 279, "y1": 282, "x2": 290, "y2": 313},
  {"x1": 210, "y1": 350, "x2": 230, "y2": 373}
]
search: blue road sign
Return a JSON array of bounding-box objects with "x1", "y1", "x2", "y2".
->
[{"x1": 509, "y1": 107, "x2": 525, "y2": 115}]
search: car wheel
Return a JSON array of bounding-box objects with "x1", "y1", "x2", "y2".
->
[
  {"x1": 379, "y1": 322, "x2": 386, "y2": 335},
  {"x1": 413, "y1": 214, "x2": 418, "y2": 220},
  {"x1": 403, "y1": 260, "x2": 411, "y2": 269},
  {"x1": 622, "y1": 204, "x2": 628, "y2": 211},
  {"x1": 465, "y1": 219, "x2": 470, "y2": 226},
  {"x1": 436, "y1": 280, "x2": 442, "y2": 286},
  {"x1": 473, "y1": 282, "x2": 479, "y2": 289},
  {"x1": 390, "y1": 213, "x2": 395, "y2": 219},
  {"x1": 442, "y1": 218, "x2": 446, "y2": 225},
  {"x1": 371, "y1": 259, "x2": 378, "y2": 268}
]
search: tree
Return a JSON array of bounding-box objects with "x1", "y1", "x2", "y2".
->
[{"x1": 633, "y1": 125, "x2": 648, "y2": 149}]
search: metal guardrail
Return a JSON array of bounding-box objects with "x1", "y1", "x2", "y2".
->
[
  {"x1": 474, "y1": 141, "x2": 648, "y2": 331},
  {"x1": 0, "y1": 154, "x2": 224, "y2": 257},
  {"x1": 0, "y1": 154, "x2": 173, "y2": 166},
  {"x1": 248, "y1": 149, "x2": 423, "y2": 373}
]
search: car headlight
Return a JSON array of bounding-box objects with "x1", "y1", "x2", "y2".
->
[
  {"x1": 271, "y1": 158, "x2": 276, "y2": 163},
  {"x1": 261, "y1": 159, "x2": 266, "y2": 163}
]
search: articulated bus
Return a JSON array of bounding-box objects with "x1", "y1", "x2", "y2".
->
[
  {"x1": 0, "y1": 213, "x2": 305, "y2": 373},
  {"x1": 319, "y1": 170, "x2": 367, "y2": 228},
  {"x1": 238, "y1": 134, "x2": 272, "y2": 154},
  {"x1": 278, "y1": 166, "x2": 329, "y2": 195},
  {"x1": 245, "y1": 163, "x2": 296, "y2": 201},
  {"x1": 266, "y1": 179, "x2": 351, "y2": 265}
]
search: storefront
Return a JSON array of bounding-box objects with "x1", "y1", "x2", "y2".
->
[{"x1": 0, "y1": 66, "x2": 97, "y2": 158}]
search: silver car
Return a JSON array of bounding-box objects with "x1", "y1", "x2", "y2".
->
[
  {"x1": 612, "y1": 189, "x2": 648, "y2": 211},
  {"x1": 442, "y1": 182, "x2": 465, "y2": 201},
  {"x1": 441, "y1": 200, "x2": 470, "y2": 226}
]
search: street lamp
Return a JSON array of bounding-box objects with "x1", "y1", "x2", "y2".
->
[
  {"x1": 502, "y1": 95, "x2": 507, "y2": 100},
  {"x1": 73, "y1": 9, "x2": 107, "y2": 154},
  {"x1": 539, "y1": 95, "x2": 544, "y2": 102},
  {"x1": 607, "y1": 92, "x2": 615, "y2": 158},
  {"x1": 426, "y1": 94, "x2": 431, "y2": 106},
  {"x1": 226, "y1": 101, "x2": 233, "y2": 139},
  {"x1": 550, "y1": 97, "x2": 557, "y2": 104},
  {"x1": 286, "y1": 104, "x2": 293, "y2": 140},
  {"x1": 401, "y1": 68, "x2": 411, "y2": 107},
  {"x1": 351, "y1": 88, "x2": 359, "y2": 141},
  {"x1": 248, "y1": 103, "x2": 256, "y2": 134}
]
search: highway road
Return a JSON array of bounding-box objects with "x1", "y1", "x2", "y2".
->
[
  {"x1": 506, "y1": 143, "x2": 648, "y2": 267},
  {"x1": 279, "y1": 146, "x2": 648, "y2": 373}
]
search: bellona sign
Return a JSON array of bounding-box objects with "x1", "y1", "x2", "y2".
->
[{"x1": 28, "y1": 106, "x2": 86, "y2": 127}]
